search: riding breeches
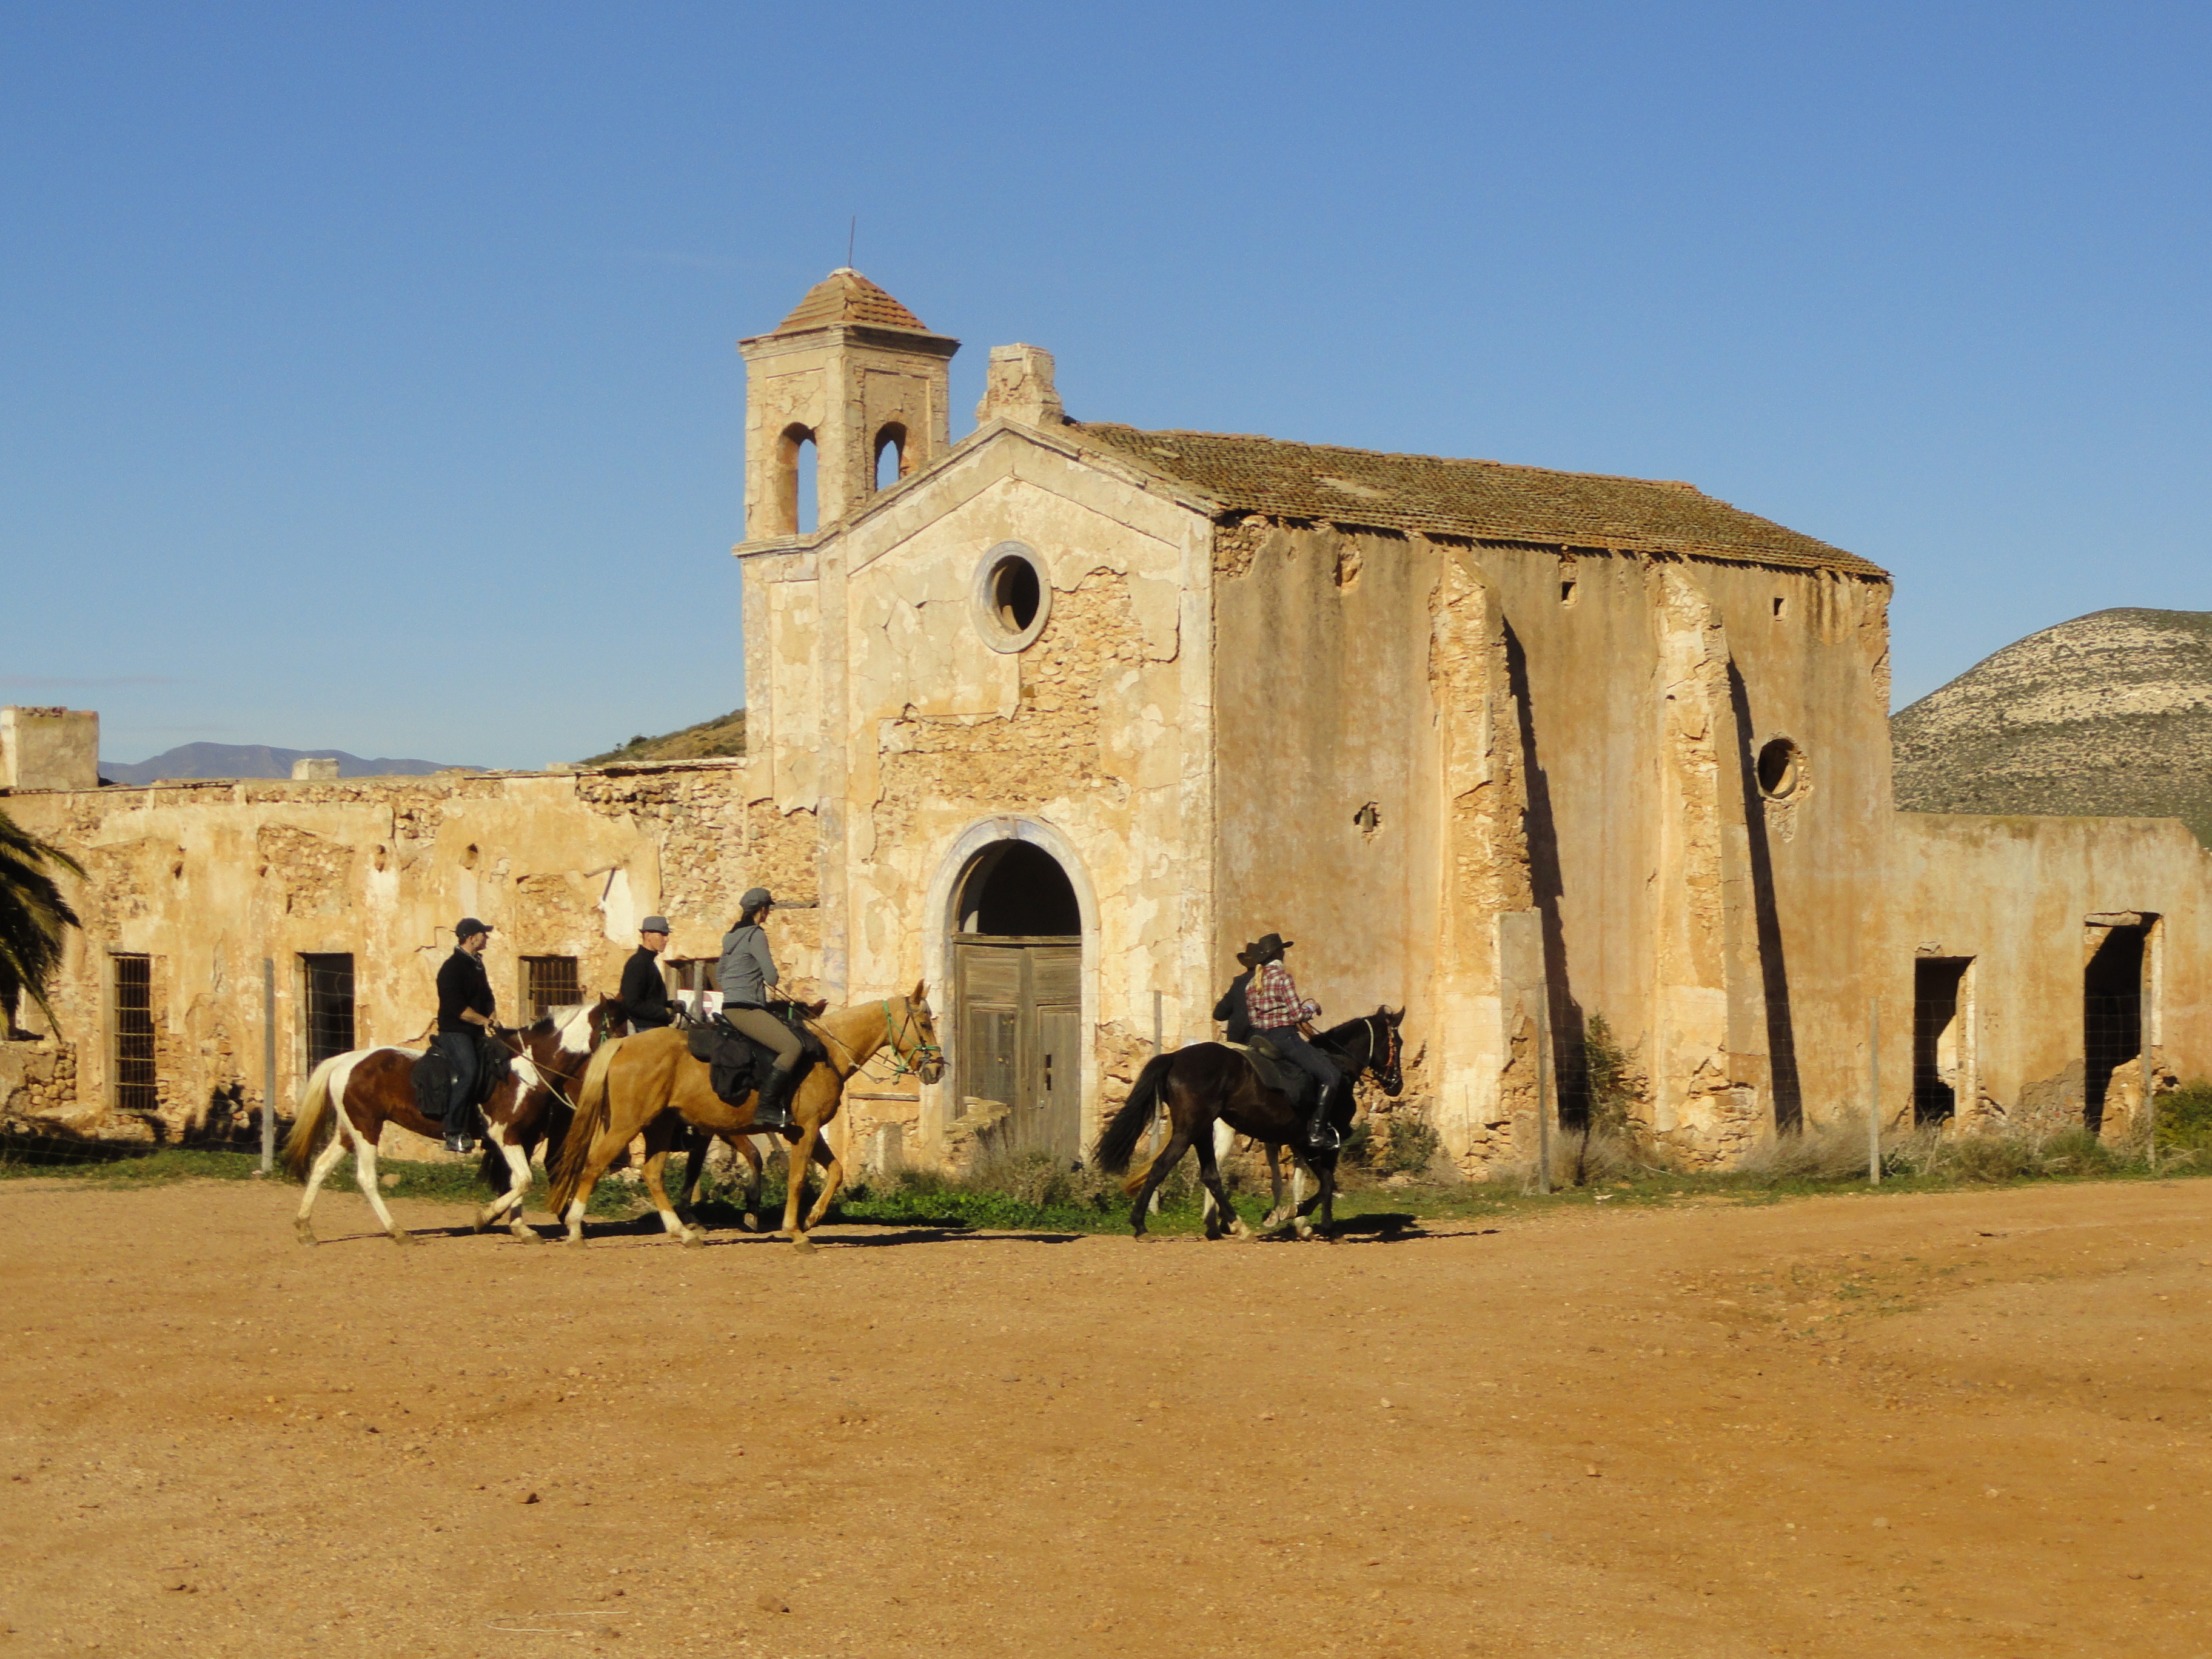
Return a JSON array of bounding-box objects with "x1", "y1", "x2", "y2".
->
[
  {"x1": 1255, "y1": 1026, "x2": 1337, "y2": 1099},
  {"x1": 432, "y1": 1031, "x2": 478, "y2": 1121},
  {"x1": 722, "y1": 1005, "x2": 803, "y2": 1070}
]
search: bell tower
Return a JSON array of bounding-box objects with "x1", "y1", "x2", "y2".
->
[{"x1": 737, "y1": 269, "x2": 960, "y2": 542}]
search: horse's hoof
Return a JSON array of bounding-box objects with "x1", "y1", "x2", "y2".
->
[
  {"x1": 293, "y1": 1220, "x2": 317, "y2": 1246},
  {"x1": 564, "y1": 1235, "x2": 588, "y2": 1250},
  {"x1": 1131, "y1": 1230, "x2": 1155, "y2": 1242},
  {"x1": 511, "y1": 1225, "x2": 543, "y2": 1244},
  {"x1": 739, "y1": 1213, "x2": 761, "y2": 1233},
  {"x1": 788, "y1": 1234, "x2": 817, "y2": 1255},
  {"x1": 388, "y1": 1228, "x2": 414, "y2": 1247},
  {"x1": 681, "y1": 1230, "x2": 706, "y2": 1250}
]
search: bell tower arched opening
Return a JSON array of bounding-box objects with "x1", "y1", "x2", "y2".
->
[{"x1": 950, "y1": 838, "x2": 1083, "y2": 1160}]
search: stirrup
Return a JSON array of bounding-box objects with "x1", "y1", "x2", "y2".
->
[{"x1": 1305, "y1": 1111, "x2": 1341, "y2": 1150}]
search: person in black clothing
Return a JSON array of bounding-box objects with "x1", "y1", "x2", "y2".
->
[
  {"x1": 1212, "y1": 940, "x2": 1264, "y2": 1044},
  {"x1": 618, "y1": 917, "x2": 675, "y2": 1033},
  {"x1": 434, "y1": 917, "x2": 498, "y2": 1154}
]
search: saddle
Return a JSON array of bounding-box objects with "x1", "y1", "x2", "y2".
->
[
  {"x1": 409, "y1": 1030, "x2": 515, "y2": 1124},
  {"x1": 1224, "y1": 1034, "x2": 1326, "y2": 1112},
  {"x1": 685, "y1": 1007, "x2": 829, "y2": 1110}
]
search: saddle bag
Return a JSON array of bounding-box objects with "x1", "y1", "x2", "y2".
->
[{"x1": 409, "y1": 1048, "x2": 452, "y2": 1123}]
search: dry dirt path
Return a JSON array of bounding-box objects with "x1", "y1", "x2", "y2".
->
[{"x1": 0, "y1": 1177, "x2": 2208, "y2": 1657}]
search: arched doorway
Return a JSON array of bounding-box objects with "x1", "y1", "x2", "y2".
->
[{"x1": 952, "y1": 841, "x2": 1082, "y2": 1159}]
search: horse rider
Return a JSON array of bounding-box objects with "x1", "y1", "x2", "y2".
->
[
  {"x1": 433, "y1": 917, "x2": 498, "y2": 1155},
  {"x1": 1242, "y1": 932, "x2": 1344, "y2": 1150},
  {"x1": 618, "y1": 916, "x2": 675, "y2": 1034},
  {"x1": 1213, "y1": 940, "x2": 1261, "y2": 1044},
  {"x1": 719, "y1": 887, "x2": 803, "y2": 1133}
]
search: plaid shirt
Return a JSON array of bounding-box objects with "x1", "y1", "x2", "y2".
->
[{"x1": 1245, "y1": 961, "x2": 1319, "y2": 1031}]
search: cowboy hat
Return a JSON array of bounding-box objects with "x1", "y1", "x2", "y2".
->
[{"x1": 1238, "y1": 932, "x2": 1293, "y2": 965}]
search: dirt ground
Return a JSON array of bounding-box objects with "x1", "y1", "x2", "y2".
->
[{"x1": 1, "y1": 1177, "x2": 2208, "y2": 1658}]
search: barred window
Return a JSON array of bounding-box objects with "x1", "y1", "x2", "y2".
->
[
  {"x1": 112, "y1": 953, "x2": 156, "y2": 1114},
  {"x1": 523, "y1": 956, "x2": 580, "y2": 1020},
  {"x1": 301, "y1": 953, "x2": 355, "y2": 1070}
]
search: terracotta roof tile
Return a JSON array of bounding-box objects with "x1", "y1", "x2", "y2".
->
[
  {"x1": 1073, "y1": 423, "x2": 1884, "y2": 577},
  {"x1": 773, "y1": 269, "x2": 938, "y2": 335}
]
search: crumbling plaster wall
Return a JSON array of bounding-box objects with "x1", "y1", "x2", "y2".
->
[
  {"x1": 1, "y1": 764, "x2": 785, "y2": 1138},
  {"x1": 1891, "y1": 811, "x2": 2212, "y2": 1130},
  {"x1": 773, "y1": 430, "x2": 1216, "y2": 1164},
  {"x1": 1212, "y1": 519, "x2": 1896, "y2": 1171}
]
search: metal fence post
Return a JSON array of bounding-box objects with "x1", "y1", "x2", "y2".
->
[{"x1": 261, "y1": 958, "x2": 277, "y2": 1175}]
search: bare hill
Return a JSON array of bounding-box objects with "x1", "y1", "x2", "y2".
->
[
  {"x1": 580, "y1": 708, "x2": 745, "y2": 766},
  {"x1": 101, "y1": 743, "x2": 474, "y2": 784},
  {"x1": 1892, "y1": 608, "x2": 2212, "y2": 846}
]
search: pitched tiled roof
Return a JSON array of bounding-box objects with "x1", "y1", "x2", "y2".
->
[
  {"x1": 1072, "y1": 423, "x2": 1884, "y2": 577},
  {"x1": 773, "y1": 269, "x2": 939, "y2": 335}
]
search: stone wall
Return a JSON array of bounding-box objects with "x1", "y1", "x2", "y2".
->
[{"x1": 0, "y1": 760, "x2": 800, "y2": 1143}]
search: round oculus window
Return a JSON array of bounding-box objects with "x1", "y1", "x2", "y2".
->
[
  {"x1": 971, "y1": 542, "x2": 1051, "y2": 652},
  {"x1": 1756, "y1": 737, "x2": 1805, "y2": 800}
]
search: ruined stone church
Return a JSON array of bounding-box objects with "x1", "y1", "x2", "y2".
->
[{"x1": 6, "y1": 269, "x2": 2210, "y2": 1169}]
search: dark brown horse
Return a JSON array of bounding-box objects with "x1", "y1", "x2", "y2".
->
[
  {"x1": 1094, "y1": 1008, "x2": 1405, "y2": 1240},
  {"x1": 281, "y1": 998, "x2": 620, "y2": 1244}
]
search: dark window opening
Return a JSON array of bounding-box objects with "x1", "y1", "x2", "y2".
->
[
  {"x1": 956, "y1": 842, "x2": 1079, "y2": 938},
  {"x1": 1560, "y1": 572, "x2": 1578, "y2": 605},
  {"x1": 1755, "y1": 737, "x2": 1802, "y2": 800},
  {"x1": 301, "y1": 953, "x2": 355, "y2": 1070},
  {"x1": 988, "y1": 555, "x2": 1042, "y2": 634},
  {"x1": 523, "y1": 956, "x2": 581, "y2": 1021},
  {"x1": 2084, "y1": 922, "x2": 2148, "y2": 1134},
  {"x1": 775, "y1": 423, "x2": 817, "y2": 536},
  {"x1": 873, "y1": 422, "x2": 907, "y2": 492},
  {"x1": 1772, "y1": 595, "x2": 1787, "y2": 618},
  {"x1": 113, "y1": 953, "x2": 156, "y2": 1114},
  {"x1": 1912, "y1": 957, "x2": 1970, "y2": 1125}
]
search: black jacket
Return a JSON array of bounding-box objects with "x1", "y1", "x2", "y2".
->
[
  {"x1": 435, "y1": 947, "x2": 496, "y2": 1034},
  {"x1": 618, "y1": 946, "x2": 674, "y2": 1030},
  {"x1": 1213, "y1": 970, "x2": 1254, "y2": 1044}
]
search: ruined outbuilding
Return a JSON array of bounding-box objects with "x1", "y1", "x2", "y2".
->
[{"x1": 6, "y1": 269, "x2": 2210, "y2": 1168}]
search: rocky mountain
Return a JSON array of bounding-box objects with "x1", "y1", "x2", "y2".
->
[
  {"x1": 100, "y1": 743, "x2": 475, "y2": 785},
  {"x1": 580, "y1": 708, "x2": 745, "y2": 766},
  {"x1": 1892, "y1": 608, "x2": 2212, "y2": 847}
]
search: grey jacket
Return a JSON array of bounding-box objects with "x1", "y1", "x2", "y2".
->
[{"x1": 717, "y1": 923, "x2": 779, "y2": 1007}]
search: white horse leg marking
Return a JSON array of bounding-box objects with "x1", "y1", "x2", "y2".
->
[
  {"x1": 491, "y1": 1132, "x2": 535, "y2": 1236},
  {"x1": 349, "y1": 1132, "x2": 410, "y2": 1245},
  {"x1": 295, "y1": 1132, "x2": 349, "y2": 1243},
  {"x1": 1200, "y1": 1120, "x2": 1236, "y2": 1225},
  {"x1": 564, "y1": 1197, "x2": 588, "y2": 1247}
]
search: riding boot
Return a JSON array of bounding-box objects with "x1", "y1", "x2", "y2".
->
[
  {"x1": 1305, "y1": 1079, "x2": 1343, "y2": 1151},
  {"x1": 750, "y1": 1064, "x2": 799, "y2": 1133},
  {"x1": 442, "y1": 1099, "x2": 478, "y2": 1156}
]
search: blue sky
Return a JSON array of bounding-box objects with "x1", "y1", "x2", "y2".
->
[{"x1": 3, "y1": 2, "x2": 2206, "y2": 769}]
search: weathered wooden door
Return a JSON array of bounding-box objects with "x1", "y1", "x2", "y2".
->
[{"x1": 954, "y1": 937, "x2": 1081, "y2": 1161}]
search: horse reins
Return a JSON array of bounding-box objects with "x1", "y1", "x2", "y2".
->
[{"x1": 813, "y1": 999, "x2": 944, "y2": 1084}]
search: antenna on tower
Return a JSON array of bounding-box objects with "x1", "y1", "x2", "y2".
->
[{"x1": 847, "y1": 215, "x2": 856, "y2": 270}]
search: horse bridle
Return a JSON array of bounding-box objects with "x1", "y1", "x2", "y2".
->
[{"x1": 815, "y1": 998, "x2": 946, "y2": 1084}]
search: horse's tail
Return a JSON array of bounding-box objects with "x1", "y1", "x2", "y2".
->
[
  {"x1": 281, "y1": 1055, "x2": 347, "y2": 1182},
  {"x1": 1094, "y1": 1053, "x2": 1175, "y2": 1176},
  {"x1": 546, "y1": 1041, "x2": 618, "y2": 1215}
]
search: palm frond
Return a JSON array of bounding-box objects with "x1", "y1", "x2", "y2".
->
[{"x1": 0, "y1": 808, "x2": 84, "y2": 1034}]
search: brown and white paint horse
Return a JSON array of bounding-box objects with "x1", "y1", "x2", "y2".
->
[
  {"x1": 281, "y1": 999, "x2": 618, "y2": 1245},
  {"x1": 548, "y1": 986, "x2": 946, "y2": 1252}
]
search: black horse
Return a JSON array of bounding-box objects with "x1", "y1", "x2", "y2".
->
[{"x1": 1094, "y1": 1008, "x2": 1406, "y2": 1239}]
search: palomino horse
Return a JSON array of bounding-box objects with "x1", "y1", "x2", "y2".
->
[
  {"x1": 282, "y1": 999, "x2": 618, "y2": 1245},
  {"x1": 548, "y1": 985, "x2": 946, "y2": 1252},
  {"x1": 1094, "y1": 1008, "x2": 1405, "y2": 1241}
]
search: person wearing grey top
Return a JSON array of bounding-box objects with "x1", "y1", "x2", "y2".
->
[{"x1": 719, "y1": 886, "x2": 804, "y2": 1131}]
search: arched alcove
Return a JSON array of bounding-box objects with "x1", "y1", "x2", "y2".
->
[
  {"x1": 944, "y1": 833, "x2": 1085, "y2": 1161},
  {"x1": 956, "y1": 841, "x2": 1079, "y2": 937}
]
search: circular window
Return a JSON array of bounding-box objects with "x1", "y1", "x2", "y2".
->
[
  {"x1": 1756, "y1": 737, "x2": 1805, "y2": 800},
  {"x1": 971, "y1": 542, "x2": 1051, "y2": 653}
]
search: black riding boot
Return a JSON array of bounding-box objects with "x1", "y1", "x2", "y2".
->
[
  {"x1": 751, "y1": 1064, "x2": 799, "y2": 1133},
  {"x1": 1305, "y1": 1079, "x2": 1343, "y2": 1151}
]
